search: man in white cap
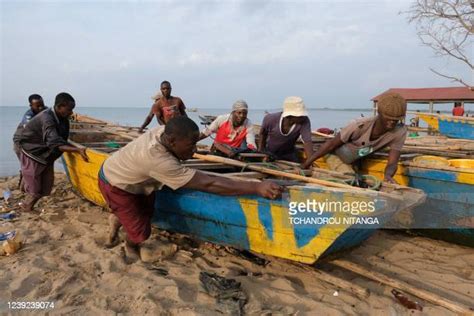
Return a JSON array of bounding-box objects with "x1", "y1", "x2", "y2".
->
[
  {"x1": 258, "y1": 96, "x2": 313, "y2": 162},
  {"x1": 302, "y1": 92, "x2": 407, "y2": 184},
  {"x1": 200, "y1": 99, "x2": 256, "y2": 158}
]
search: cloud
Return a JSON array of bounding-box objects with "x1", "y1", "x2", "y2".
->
[{"x1": 1, "y1": 1, "x2": 471, "y2": 109}]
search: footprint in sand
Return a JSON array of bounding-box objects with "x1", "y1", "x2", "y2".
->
[
  {"x1": 11, "y1": 273, "x2": 43, "y2": 298},
  {"x1": 284, "y1": 276, "x2": 309, "y2": 295},
  {"x1": 174, "y1": 279, "x2": 198, "y2": 303},
  {"x1": 34, "y1": 279, "x2": 53, "y2": 297}
]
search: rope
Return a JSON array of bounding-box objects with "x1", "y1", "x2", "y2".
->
[
  {"x1": 240, "y1": 163, "x2": 250, "y2": 173},
  {"x1": 315, "y1": 174, "x2": 382, "y2": 190}
]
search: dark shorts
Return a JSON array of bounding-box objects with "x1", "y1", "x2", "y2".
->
[
  {"x1": 98, "y1": 177, "x2": 155, "y2": 244},
  {"x1": 20, "y1": 153, "x2": 54, "y2": 197}
]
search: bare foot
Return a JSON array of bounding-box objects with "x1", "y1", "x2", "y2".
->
[
  {"x1": 123, "y1": 240, "x2": 140, "y2": 264},
  {"x1": 104, "y1": 214, "x2": 122, "y2": 248},
  {"x1": 19, "y1": 195, "x2": 40, "y2": 214},
  {"x1": 19, "y1": 202, "x2": 37, "y2": 214}
]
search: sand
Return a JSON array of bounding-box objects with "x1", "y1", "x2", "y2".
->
[{"x1": 0, "y1": 173, "x2": 473, "y2": 315}]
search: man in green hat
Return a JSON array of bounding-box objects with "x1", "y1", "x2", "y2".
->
[{"x1": 302, "y1": 92, "x2": 407, "y2": 184}]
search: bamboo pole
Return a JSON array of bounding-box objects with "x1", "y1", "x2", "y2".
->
[
  {"x1": 400, "y1": 148, "x2": 472, "y2": 158},
  {"x1": 312, "y1": 131, "x2": 334, "y2": 138},
  {"x1": 330, "y1": 259, "x2": 473, "y2": 315},
  {"x1": 193, "y1": 153, "x2": 362, "y2": 190},
  {"x1": 403, "y1": 145, "x2": 462, "y2": 151}
]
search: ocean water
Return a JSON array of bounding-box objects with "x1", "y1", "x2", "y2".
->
[{"x1": 0, "y1": 106, "x2": 375, "y2": 177}]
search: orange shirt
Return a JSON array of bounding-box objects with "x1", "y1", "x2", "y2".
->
[
  {"x1": 202, "y1": 114, "x2": 256, "y2": 149},
  {"x1": 452, "y1": 107, "x2": 464, "y2": 116}
]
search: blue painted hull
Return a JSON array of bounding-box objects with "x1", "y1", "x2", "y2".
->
[
  {"x1": 152, "y1": 186, "x2": 409, "y2": 263},
  {"x1": 405, "y1": 167, "x2": 474, "y2": 247},
  {"x1": 438, "y1": 117, "x2": 474, "y2": 140}
]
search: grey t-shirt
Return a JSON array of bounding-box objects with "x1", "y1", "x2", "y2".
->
[{"x1": 335, "y1": 116, "x2": 407, "y2": 164}]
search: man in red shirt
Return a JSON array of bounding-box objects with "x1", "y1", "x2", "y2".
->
[
  {"x1": 200, "y1": 100, "x2": 256, "y2": 158},
  {"x1": 139, "y1": 81, "x2": 187, "y2": 132},
  {"x1": 452, "y1": 102, "x2": 465, "y2": 116}
]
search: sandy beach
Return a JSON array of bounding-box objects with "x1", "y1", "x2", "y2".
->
[{"x1": 0, "y1": 173, "x2": 473, "y2": 315}]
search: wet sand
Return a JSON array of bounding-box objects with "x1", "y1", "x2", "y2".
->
[{"x1": 0, "y1": 174, "x2": 473, "y2": 315}]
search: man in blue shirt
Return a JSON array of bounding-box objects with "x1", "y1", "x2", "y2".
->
[{"x1": 13, "y1": 94, "x2": 47, "y2": 158}]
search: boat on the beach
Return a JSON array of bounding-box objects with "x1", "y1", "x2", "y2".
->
[
  {"x1": 198, "y1": 110, "x2": 474, "y2": 247},
  {"x1": 366, "y1": 87, "x2": 474, "y2": 246},
  {"x1": 61, "y1": 114, "x2": 425, "y2": 264},
  {"x1": 314, "y1": 154, "x2": 474, "y2": 247},
  {"x1": 308, "y1": 131, "x2": 474, "y2": 247},
  {"x1": 415, "y1": 112, "x2": 474, "y2": 140}
]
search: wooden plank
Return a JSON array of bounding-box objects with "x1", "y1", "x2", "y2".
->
[
  {"x1": 330, "y1": 259, "x2": 474, "y2": 315},
  {"x1": 292, "y1": 263, "x2": 370, "y2": 299}
]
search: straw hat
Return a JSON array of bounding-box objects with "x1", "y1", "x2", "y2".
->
[
  {"x1": 282, "y1": 96, "x2": 308, "y2": 117},
  {"x1": 377, "y1": 93, "x2": 407, "y2": 120}
]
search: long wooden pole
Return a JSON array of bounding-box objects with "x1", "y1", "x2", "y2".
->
[
  {"x1": 312, "y1": 131, "x2": 334, "y2": 138},
  {"x1": 331, "y1": 259, "x2": 473, "y2": 315},
  {"x1": 193, "y1": 153, "x2": 361, "y2": 190}
]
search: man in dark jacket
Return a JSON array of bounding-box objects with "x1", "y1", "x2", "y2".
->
[
  {"x1": 18, "y1": 92, "x2": 89, "y2": 212},
  {"x1": 12, "y1": 94, "x2": 47, "y2": 159}
]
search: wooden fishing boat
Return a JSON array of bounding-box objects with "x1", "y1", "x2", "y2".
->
[
  {"x1": 314, "y1": 154, "x2": 474, "y2": 247},
  {"x1": 197, "y1": 112, "x2": 474, "y2": 246},
  {"x1": 415, "y1": 112, "x2": 474, "y2": 140},
  {"x1": 61, "y1": 114, "x2": 425, "y2": 264}
]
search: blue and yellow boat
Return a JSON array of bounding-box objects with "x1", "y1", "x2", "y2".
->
[
  {"x1": 61, "y1": 116, "x2": 425, "y2": 264},
  {"x1": 315, "y1": 154, "x2": 474, "y2": 247},
  {"x1": 416, "y1": 112, "x2": 474, "y2": 140}
]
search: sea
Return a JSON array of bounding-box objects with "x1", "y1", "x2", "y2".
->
[{"x1": 1, "y1": 106, "x2": 381, "y2": 177}]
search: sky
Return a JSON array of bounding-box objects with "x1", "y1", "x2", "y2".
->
[{"x1": 1, "y1": 0, "x2": 471, "y2": 109}]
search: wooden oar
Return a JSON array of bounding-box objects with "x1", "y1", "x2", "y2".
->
[{"x1": 193, "y1": 153, "x2": 362, "y2": 190}]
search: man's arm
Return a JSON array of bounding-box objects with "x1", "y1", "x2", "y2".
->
[
  {"x1": 300, "y1": 119, "x2": 314, "y2": 163},
  {"x1": 42, "y1": 121, "x2": 88, "y2": 162},
  {"x1": 383, "y1": 149, "x2": 401, "y2": 184},
  {"x1": 139, "y1": 108, "x2": 155, "y2": 133},
  {"x1": 199, "y1": 132, "x2": 208, "y2": 141},
  {"x1": 59, "y1": 145, "x2": 88, "y2": 162},
  {"x1": 183, "y1": 171, "x2": 283, "y2": 199},
  {"x1": 178, "y1": 99, "x2": 188, "y2": 117},
  {"x1": 258, "y1": 129, "x2": 268, "y2": 152},
  {"x1": 245, "y1": 123, "x2": 257, "y2": 150},
  {"x1": 213, "y1": 142, "x2": 236, "y2": 158},
  {"x1": 301, "y1": 133, "x2": 344, "y2": 169},
  {"x1": 302, "y1": 142, "x2": 314, "y2": 163},
  {"x1": 199, "y1": 115, "x2": 223, "y2": 141}
]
